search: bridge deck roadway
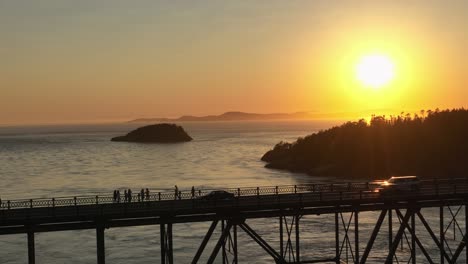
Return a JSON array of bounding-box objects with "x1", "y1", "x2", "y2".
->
[{"x1": 1, "y1": 178, "x2": 468, "y2": 235}]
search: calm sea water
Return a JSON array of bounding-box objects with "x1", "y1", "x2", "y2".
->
[{"x1": 0, "y1": 121, "x2": 464, "y2": 263}]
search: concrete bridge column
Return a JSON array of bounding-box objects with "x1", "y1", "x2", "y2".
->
[{"x1": 27, "y1": 231, "x2": 35, "y2": 264}]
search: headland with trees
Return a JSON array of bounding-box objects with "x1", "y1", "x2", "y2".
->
[{"x1": 262, "y1": 109, "x2": 468, "y2": 179}]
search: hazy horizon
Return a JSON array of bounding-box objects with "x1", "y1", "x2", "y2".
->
[
  {"x1": 2, "y1": 1, "x2": 467, "y2": 125},
  {"x1": 0, "y1": 108, "x2": 439, "y2": 127}
]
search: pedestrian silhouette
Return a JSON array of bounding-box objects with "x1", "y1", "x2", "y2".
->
[
  {"x1": 124, "y1": 190, "x2": 128, "y2": 202},
  {"x1": 128, "y1": 189, "x2": 132, "y2": 202},
  {"x1": 174, "y1": 185, "x2": 178, "y2": 200},
  {"x1": 191, "y1": 186, "x2": 195, "y2": 198},
  {"x1": 145, "y1": 188, "x2": 150, "y2": 200}
]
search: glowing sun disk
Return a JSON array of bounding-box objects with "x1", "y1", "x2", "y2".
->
[{"x1": 356, "y1": 54, "x2": 395, "y2": 88}]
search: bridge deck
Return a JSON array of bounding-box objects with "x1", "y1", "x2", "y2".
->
[{"x1": 1, "y1": 178, "x2": 467, "y2": 235}]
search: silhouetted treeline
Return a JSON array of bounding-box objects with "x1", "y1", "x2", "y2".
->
[{"x1": 262, "y1": 108, "x2": 468, "y2": 179}]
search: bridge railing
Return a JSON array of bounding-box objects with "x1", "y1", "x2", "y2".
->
[{"x1": 0, "y1": 178, "x2": 467, "y2": 210}]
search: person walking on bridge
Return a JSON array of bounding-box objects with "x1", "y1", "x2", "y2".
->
[
  {"x1": 174, "y1": 185, "x2": 178, "y2": 200},
  {"x1": 117, "y1": 190, "x2": 121, "y2": 203},
  {"x1": 140, "y1": 189, "x2": 145, "y2": 201},
  {"x1": 145, "y1": 188, "x2": 150, "y2": 200},
  {"x1": 191, "y1": 186, "x2": 195, "y2": 198},
  {"x1": 128, "y1": 189, "x2": 132, "y2": 202},
  {"x1": 124, "y1": 189, "x2": 128, "y2": 202}
]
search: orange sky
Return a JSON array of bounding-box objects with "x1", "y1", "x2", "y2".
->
[{"x1": 1, "y1": 1, "x2": 467, "y2": 125}]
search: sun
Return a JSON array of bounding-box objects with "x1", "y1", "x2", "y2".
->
[{"x1": 356, "y1": 54, "x2": 395, "y2": 89}]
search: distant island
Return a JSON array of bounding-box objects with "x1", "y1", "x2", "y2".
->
[
  {"x1": 128, "y1": 110, "x2": 404, "y2": 123},
  {"x1": 128, "y1": 111, "x2": 317, "y2": 123},
  {"x1": 111, "y1": 123, "x2": 192, "y2": 143},
  {"x1": 262, "y1": 108, "x2": 468, "y2": 179}
]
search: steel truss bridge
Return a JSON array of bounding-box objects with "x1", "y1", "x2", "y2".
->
[{"x1": 1, "y1": 178, "x2": 468, "y2": 264}]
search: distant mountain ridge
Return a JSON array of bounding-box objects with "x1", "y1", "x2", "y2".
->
[
  {"x1": 128, "y1": 111, "x2": 318, "y2": 123},
  {"x1": 128, "y1": 109, "x2": 406, "y2": 123}
]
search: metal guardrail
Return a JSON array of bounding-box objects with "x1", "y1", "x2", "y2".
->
[{"x1": 0, "y1": 178, "x2": 467, "y2": 210}]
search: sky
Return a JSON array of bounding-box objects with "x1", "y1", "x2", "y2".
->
[{"x1": 1, "y1": 1, "x2": 467, "y2": 125}]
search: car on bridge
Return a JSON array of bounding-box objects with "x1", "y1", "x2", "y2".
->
[
  {"x1": 377, "y1": 176, "x2": 420, "y2": 194},
  {"x1": 198, "y1": 190, "x2": 235, "y2": 200}
]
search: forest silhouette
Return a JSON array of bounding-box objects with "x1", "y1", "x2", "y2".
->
[{"x1": 262, "y1": 108, "x2": 468, "y2": 179}]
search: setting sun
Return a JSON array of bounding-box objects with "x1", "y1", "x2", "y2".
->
[{"x1": 356, "y1": 54, "x2": 395, "y2": 89}]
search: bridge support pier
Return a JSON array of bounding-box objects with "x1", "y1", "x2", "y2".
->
[
  {"x1": 337, "y1": 212, "x2": 356, "y2": 263},
  {"x1": 295, "y1": 215, "x2": 300, "y2": 263},
  {"x1": 27, "y1": 231, "x2": 35, "y2": 264},
  {"x1": 335, "y1": 212, "x2": 339, "y2": 264},
  {"x1": 385, "y1": 209, "x2": 413, "y2": 263},
  {"x1": 388, "y1": 209, "x2": 392, "y2": 264},
  {"x1": 222, "y1": 220, "x2": 227, "y2": 264},
  {"x1": 221, "y1": 220, "x2": 238, "y2": 264},
  {"x1": 96, "y1": 226, "x2": 105, "y2": 264},
  {"x1": 207, "y1": 221, "x2": 233, "y2": 264},
  {"x1": 354, "y1": 211, "x2": 359, "y2": 264},
  {"x1": 279, "y1": 215, "x2": 283, "y2": 258},
  {"x1": 278, "y1": 215, "x2": 300, "y2": 263},
  {"x1": 440, "y1": 206, "x2": 445, "y2": 264},
  {"x1": 192, "y1": 219, "x2": 239, "y2": 264},
  {"x1": 411, "y1": 212, "x2": 416, "y2": 264},
  {"x1": 160, "y1": 223, "x2": 173, "y2": 264},
  {"x1": 232, "y1": 224, "x2": 238, "y2": 264}
]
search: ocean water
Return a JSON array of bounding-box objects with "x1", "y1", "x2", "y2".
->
[{"x1": 0, "y1": 121, "x2": 464, "y2": 263}]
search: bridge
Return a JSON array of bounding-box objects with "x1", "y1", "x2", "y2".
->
[{"x1": 1, "y1": 178, "x2": 468, "y2": 264}]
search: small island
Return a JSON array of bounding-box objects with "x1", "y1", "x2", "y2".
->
[
  {"x1": 262, "y1": 108, "x2": 468, "y2": 179},
  {"x1": 111, "y1": 123, "x2": 193, "y2": 143}
]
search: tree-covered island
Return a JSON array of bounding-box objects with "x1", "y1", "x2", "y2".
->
[{"x1": 262, "y1": 109, "x2": 468, "y2": 179}]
